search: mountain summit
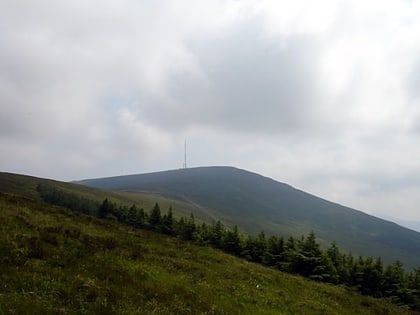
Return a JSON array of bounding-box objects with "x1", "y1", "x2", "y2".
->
[{"x1": 77, "y1": 166, "x2": 420, "y2": 269}]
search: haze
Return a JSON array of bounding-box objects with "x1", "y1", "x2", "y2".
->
[{"x1": 1, "y1": 1, "x2": 420, "y2": 230}]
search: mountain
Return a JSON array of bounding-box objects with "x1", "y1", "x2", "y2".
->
[
  {"x1": 0, "y1": 191, "x2": 416, "y2": 315},
  {"x1": 77, "y1": 166, "x2": 420, "y2": 269}
]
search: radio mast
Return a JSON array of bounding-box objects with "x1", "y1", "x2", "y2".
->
[{"x1": 183, "y1": 140, "x2": 187, "y2": 169}]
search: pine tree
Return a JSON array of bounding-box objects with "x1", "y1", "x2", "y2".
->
[
  {"x1": 193, "y1": 222, "x2": 210, "y2": 246},
  {"x1": 241, "y1": 235, "x2": 259, "y2": 262},
  {"x1": 98, "y1": 198, "x2": 114, "y2": 219},
  {"x1": 256, "y1": 231, "x2": 268, "y2": 264},
  {"x1": 149, "y1": 203, "x2": 162, "y2": 229},
  {"x1": 383, "y1": 260, "x2": 406, "y2": 301},
  {"x1": 295, "y1": 231, "x2": 330, "y2": 281},
  {"x1": 263, "y1": 235, "x2": 285, "y2": 267},
  {"x1": 209, "y1": 220, "x2": 224, "y2": 248},
  {"x1": 161, "y1": 206, "x2": 174, "y2": 235},
  {"x1": 281, "y1": 236, "x2": 298, "y2": 272},
  {"x1": 176, "y1": 214, "x2": 196, "y2": 240},
  {"x1": 407, "y1": 268, "x2": 420, "y2": 309},
  {"x1": 223, "y1": 225, "x2": 242, "y2": 256},
  {"x1": 241, "y1": 232, "x2": 267, "y2": 263},
  {"x1": 353, "y1": 256, "x2": 384, "y2": 297},
  {"x1": 327, "y1": 242, "x2": 344, "y2": 283},
  {"x1": 127, "y1": 204, "x2": 145, "y2": 228}
]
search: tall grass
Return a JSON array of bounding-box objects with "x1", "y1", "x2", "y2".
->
[{"x1": 0, "y1": 192, "x2": 417, "y2": 315}]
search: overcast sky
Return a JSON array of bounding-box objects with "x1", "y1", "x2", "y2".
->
[{"x1": 2, "y1": 0, "x2": 420, "y2": 229}]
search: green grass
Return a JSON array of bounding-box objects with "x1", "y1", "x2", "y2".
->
[
  {"x1": 0, "y1": 172, "x2": 215, "y2": 224},
  {"x1": 0, "y1": 192, "x2": 418, "y2": 315}
]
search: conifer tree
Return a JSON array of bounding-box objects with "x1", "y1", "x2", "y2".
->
[
  {"x1": 161, "y1": 206, "x2": 174, "y2": 235},
  {"x1": 193, "y1": 222, "x2": 210, "y2": 246},
  {"x1": 210, "y1": 220, "x2": 224, "y2": 248},
  {"x1": 281, "y1": 236, "x2": 298, "y2": 272},
  {"x1": 242, "y1": 236, "x2": 258, "y2": 262},
  {"x1": 383, "y1": 260, "x2": 406, "y2": 300},
  {"x1": 223, "y1": 225, "x2": 242, "y2": 256},
  {"x1": 294, "y1": 231, "x2": 331, "y2": 281},
  {"x1": 127, "y1": 204, "x2": 145, "y2": 228},
  {"x1": 149, "y1": 203, "x2": 162, "y2": 229},
  {"x1": 176, "y1": 214, "x2": 196, "y2": 240},
  {"x1": 263, "y1": 235, "x2": 285, "y2": 267},
  {"x1": 98, "y1": 198, "x2": 114, "y2": 219},
  {"x1": 327, "y1": 242, "x2": 344, "y2": 283},
  {"x1": 407, "y1": 268, "x2": 420, "y2": 309}
]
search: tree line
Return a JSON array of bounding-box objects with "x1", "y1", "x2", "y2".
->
[
  {"x1": 37, "y1": 183, "x2": 99, "y2": 215},
  {"x1": 37, "y1": 184, "x2": 420, "y2": 310}
]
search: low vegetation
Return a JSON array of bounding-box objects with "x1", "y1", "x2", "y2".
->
[
  {"x1": 37, "y1": 183, "x2": 420, "y2": 311},
  {"x1": 0, "y1": 183, "x2": 416, "y2": 314}
]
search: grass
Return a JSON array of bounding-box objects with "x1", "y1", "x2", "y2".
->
[
  {"x1": 0, "y1": 192, "x2": 418, "y2": 315},
  {"x1": 0, "y1": 172, "x2": 214, "y2": 223}
]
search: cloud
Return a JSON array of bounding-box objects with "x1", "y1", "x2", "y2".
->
[
  {"x1": 153, "y1": 31, "x2": 336, "y2": 140},
  {"x1": 2, "y1": 0, "x2": 420, "y2": 224},
  {"x1": 151, "y1": 25, "x2": 325, "y2": 135}
]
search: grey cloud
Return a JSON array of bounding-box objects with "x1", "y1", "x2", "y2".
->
[
  {"x1": 141, "y1": 20, "x2": 325, "y2": 135},
  {"x1": 406, "y1": 59, "x2": 420, "y2": 102},
  {"x1": 3, "y1": 0, "x2": 420, "y2": 226}
]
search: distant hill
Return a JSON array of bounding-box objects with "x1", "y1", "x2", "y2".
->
[
  {"x1": 77, "y1": 166, "x2": 420, "y2": 269},
  {"x1": 0, "y1": 192, "x2": 417, "y2": 315}
]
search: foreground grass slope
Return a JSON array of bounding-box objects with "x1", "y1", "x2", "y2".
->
[{"x1": 0, "y1": 192, "x2": 417, "y2": 315}]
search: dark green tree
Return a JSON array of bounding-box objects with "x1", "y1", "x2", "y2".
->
[
  {"x1": 263, "y1": 235, "x2": 285, "y2": 267},
  {"x1": 407, "y1": 268, "x2": 420, "y2": 309},
  {"x1": 176, "y1": 214, "x2": 196, "y2": 240},
  {"x1": 209, "y1": 220, "x2": 225, "y2": 248},
  {"x1": 294, "y1": 231, "x2": 332, "y2": 281},
  {"x1": 127, "y1": 204, "x2": 145, "y2": 228},
  {"x1": 223, "y1": 225, "x2": 242, "y2": 256},
  {"x1": 98, "y1": 198, "x2": 115, "y2": 219},
  {"x1": 327, "y1": 242, "x2": 344, "y2": 284},
  {"x1": 280, "y1": 236, "x2": 298, "y2": 272},
  {"x1": 161, "y1": 206, "x2": 174, "y2": 235},
  {"x1": 241, "y1": 232, "x2": 267, "y2": 263},
  {"x1": 351, "y1": 256, "x2": 384, "y2": 297},
  {"x1": 383, "y1": 260, "x2": 407, "y2": 302},
  {"x1": 149, "y1": 203, "x2": 162, "y2": 229},
  {"x1": 193, "y1": 222, "x2": 210, "y2": 246}
]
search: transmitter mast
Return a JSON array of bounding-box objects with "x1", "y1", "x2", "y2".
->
[{"x1": 183, "y1": 140, "x2": 187, "y2": 169}]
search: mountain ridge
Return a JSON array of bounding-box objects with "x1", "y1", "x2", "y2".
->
[{"x1": 76, "y1": 166, "x2": 420, "y2": 269}]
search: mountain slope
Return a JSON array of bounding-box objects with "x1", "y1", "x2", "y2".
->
[
  {"x1": 0, "y1": 171, "x2": 204, "y2": 220},
  {"x1": 1, "y1": 191, "x2": 417, "y2": 315},
  {"x1": 77, "y1": 166, "x2": 420, "y2": 269}
]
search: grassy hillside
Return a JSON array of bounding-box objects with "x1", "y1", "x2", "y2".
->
[
  {"x1": 76, "y1": 166, "x2": 420, "y2": 269},
  {"x1": 0, "y1": 172, "x2": 210, "y2": 221},
  {"x1": 0, "y1": 192, "x2": 417, "y2": 315}
]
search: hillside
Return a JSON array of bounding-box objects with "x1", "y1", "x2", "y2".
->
[
  {"x1": 1, "y1": 191, "x2": 418, "y2": 315},
  {"x1": 0, "y1": 172, "x2": 203, "y2": 220},
  {"x1": 77, "y1": 166, "x2": 420, "y2": 269}
]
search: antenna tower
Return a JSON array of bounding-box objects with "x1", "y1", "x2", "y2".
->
[{"x1": 184, "y1": 140, "x2": 187, "y2": 169}]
